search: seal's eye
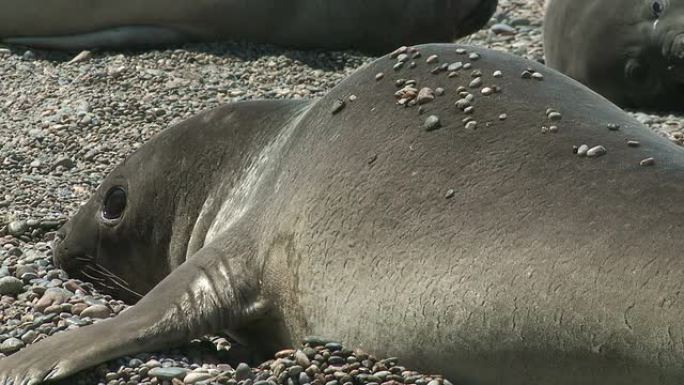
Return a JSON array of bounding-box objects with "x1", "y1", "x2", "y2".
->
[
  {"x1": 651, "y1": 0, "x2": 665, "y2": 17},
  {"x1": 102, "y1": 186, "x2": 126, "y2": 220}
]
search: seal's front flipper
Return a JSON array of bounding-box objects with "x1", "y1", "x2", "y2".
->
[{"x1": 0, "y1": 231, "x2": 266, "y2": 385}]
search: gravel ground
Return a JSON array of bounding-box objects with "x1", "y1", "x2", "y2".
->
[{"x1": 1, "y1": 0, "x2": 683, "y2": 384}]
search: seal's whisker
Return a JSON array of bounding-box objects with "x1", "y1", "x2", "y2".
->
[
  {"x1": 93, "y1": 263, "x2": 132, "y2": 286},
  {"x1": 79, "y1": 269, "x2": 106, "y2": 283},
  {"x1": 84, "y1": 264, "x2": 143, "y2": 299}
]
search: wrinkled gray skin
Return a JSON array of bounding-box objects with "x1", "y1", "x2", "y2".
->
[
  {"x1": 544, "y1": 0, "x2": 684, "y2": 111},
  {"x1": 2, "y1": 44, "x2": 684, "y2": 385},
  {"x1": 0, "y1": 0, "x2": 497, "y2": 53}
]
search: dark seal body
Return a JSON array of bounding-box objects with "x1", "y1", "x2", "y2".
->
[
  {"x1": 0, "y1": 0, "x2": 497, "y2": 53},
  {"x1": 1, "y1": 44, "x2": 684, "y2": 385},
  {"x1": 544, "y1": 0, "x2": 684, "y2": 111}
]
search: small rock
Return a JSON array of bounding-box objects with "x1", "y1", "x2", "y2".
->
[
  {"x1": 586, "y1": 145, "x2": 607, "y2": 158},
  {"x1": 491, "y1": 23, "x2": 516, "y2": 35},
  {"x1": 235, "y1": 363, "x2": 253, "y2": 381},
  {"x1": 67, "y1": 50, "x2": 92, "y2": 64},
  {"x1": 469, "y1": 78, "x2": 483, "y2": 88},
  {"x1": 7, "y1": 220, "x2": 28, "y2": 236},
  {"x1": 640, "y1": 157, "x2": 655, "y2": 166},
  {"x1": 423, "y1": 115, "x2": 441, "y2": 131},
  {"x1": 426, "y1": 55, "x2": 439, "y2": 64},
  {"x1": 149, "y1": 367, "x2": 189, "y2": 380},
  {"x1": 0, "y1": 277, "x2": 24, "y2": 296},
  {"x1": 627, "y1": 140, "x2": 640, "y2": 147},
  {"x1": 375, "y1": 73, "x2": 384, "y2": 81},
  {"x1": 184, "y1": 372, "x2": 214, "y2": 384},
  {"x1": 417, "y1": 88, "x2": 435, "y2": 104},
  {"x1": 493, "y1": 70, "x2": 503, "y2": 78},
  {"x1": 80, "y1": 304, "x2": 111, "y2": 319},
  {"x1": 547, "y1": 111, "x2": 562, "y2": 121},
  {"x1": 465, "y1": 121, "x2": 478, "y2": 130},
  {"x1": 330, "y1": 100, "x2": 345, "y2": 115},
  {"x1": 577, "y1": 144, "x2": 589, "y2": 157},
  {"x1": 389, "y1": 46, "x2": 408, "y2": 59},
  {"x1": 0, "y1": 338, "x2": 24, "y2": 354}
]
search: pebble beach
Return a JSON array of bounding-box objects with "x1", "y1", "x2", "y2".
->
[{"x1": 1, "y1": 0, "x2": 682, "y2": 384}]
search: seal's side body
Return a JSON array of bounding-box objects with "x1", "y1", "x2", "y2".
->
[
  {"x1": 0, "y1": 0, "x2": 497, "y2": 53},
  {"x1": 1, "y1": 45, "x2": 684, "y2": 385},
  {"x1": 543, "y1": 0, "x2": 684, "y2": 111}
]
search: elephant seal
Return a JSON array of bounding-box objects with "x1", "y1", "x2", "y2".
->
[
  {"x1": 2, "y1": 43, "x2": 684, "y2": 385},
  {"x1": 543, "y1": 0, "x2": 684, "y2": 111},
  {"x1": 0, "y1": 0, "x2": 497, "y2": 53}
]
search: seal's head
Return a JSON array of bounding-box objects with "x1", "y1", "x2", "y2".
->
[
  {"x1": 52, "y1": 147, "x2": 183, "y2": 304},
  {"x1": 620, "y1": 0, "x2": 684, "y2": 109},
  {"x1": 51, "y1": 109, "x2": 234, "y2": 304},
  {"x1": 544, "y1": 0, "x2": 684, "y2": 111}
]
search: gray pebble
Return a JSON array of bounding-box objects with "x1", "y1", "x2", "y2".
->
[
  {"x1": 465, "y1": 121, "x2": 478, "y2": 130},
  {"x1": 491, "y1": 23, "x2": 516, "y2": 35},
  {"x1": 0, "y1": 337, "x2": 24, "y2": 354},
  {"x1": 547, "y1": 111, "x2": 562, "y2": 121},
  {"x1": 7, "y1": 220, "x2": 28, "y2": 236},
  {"x1": 469, "y1": 78, "x2": 483, "y2": 88},
  {"x1": 577, "y1": 144, "x2": 590, "y2": 157},
  {"x1": 640, "y1": 157, "x2": 655, "y2": 166},
  {"x1": 80, "y1": 304, "x2": 111, "y2": 319},
  {"x1": 586, "y1": 145, "x2": 607, "y2": 158},
  {"x1": 330, "y1": 100, "x2": 346, "y2": 115},
  {"x1": 235, "y1": 363, "x2": 253, "y2": 381},
  {"x1": 148, "y1": 367, "x2": 189, "y2": 380},
  {"x1": 423, "y1": 115, "x2": 441, "y2": 131},
  {"x1": 0, "y1": 277, "x2": 24, "y2": 295}
]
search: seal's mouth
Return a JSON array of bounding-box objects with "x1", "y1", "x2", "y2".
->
[{"x1": 53, "y1": 235, "x2": 144, "y2": 303}]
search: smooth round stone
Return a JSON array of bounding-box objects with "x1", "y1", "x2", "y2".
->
[
  {"x1": 7, "y1": 220, "x2": 28, "y2": 236},
  {"x1": 640, "y1": 157, "x2": 656, "y2": 166},
  {"x1": 299, "y1": 373, "x2": 311, "y2": 384},
  {"x1": 235, "y1": 363, "x2": 253, "y2": 381},
  {"x1": 20, "y1": 330, "x2": 38, "y2": 344},
  {"x1": 0, "y1": 277, "x2": 24, "y2": 296},
  {"x1": 468, "y1": 78, "x2": 483, "y2": 88},
  {"x1": 149, "y1": 367, "x2": 189, "y2": 380},
  {"x1": 423, "y1": 115, "x2": 441, "y2": 131},
  {"x1": 586, "y1": 145, "x2": 607, "y2": 158},
  {"x1": 577, "y1": 144, "x2": 590, "y2": 157},
  {"x1": 184, "y1": 372, "x2": 214, "y2": 384},
  {"x1": 547, "y1": 111, "x2": 562, "y2": 121},
  {"x1": 287, "y1": 365, "x2": 303, "y2": 376},
  {"x1": 0, "y1": 337, "x2": 25, "y2": 354},
  {"x1": 294, "y1": 350, "x2": 310, "y2": 367},
  {"x1": 491, "y1": 23, "x2": 516, "y2": 35},
  {"x1": 80, "y1": 304, "x2": 111, "y2": 319}
]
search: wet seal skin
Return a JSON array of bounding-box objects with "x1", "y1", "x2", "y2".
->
[
  {"x1": 0, "y1": 0, "x2": 498, "y2": 53},
  {"x1": 1, "y1": 44, "x2": 684, "y2": 385},
  {"x1": 543, "y1": 0, "x2": 684, "y2": 111}
]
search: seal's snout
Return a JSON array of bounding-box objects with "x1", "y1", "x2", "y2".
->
[{"x1": 51, "y1": 221, "x2": 75, "y2": 270}]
